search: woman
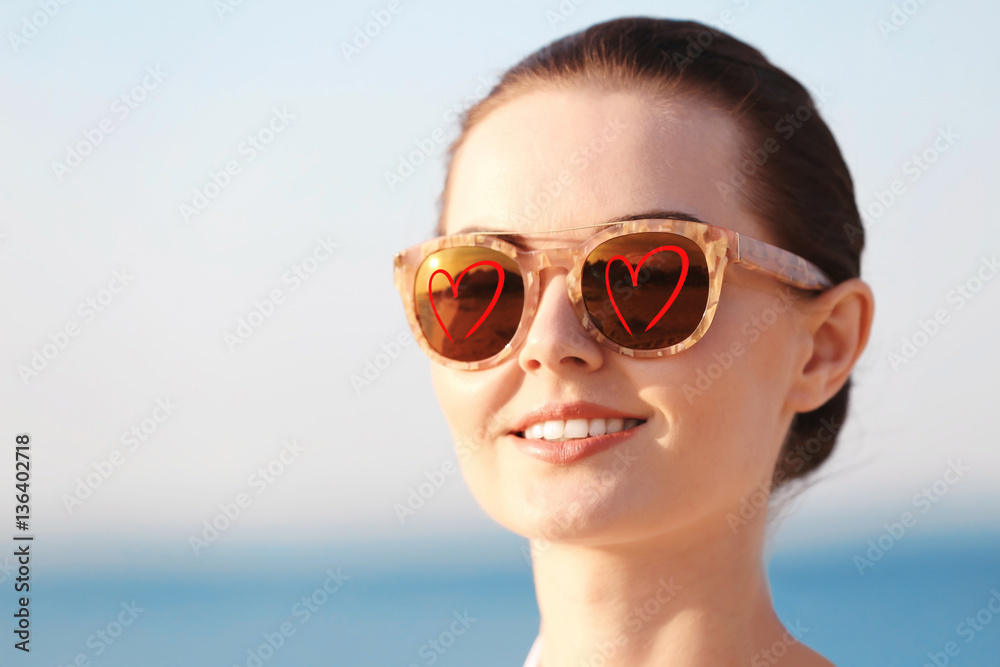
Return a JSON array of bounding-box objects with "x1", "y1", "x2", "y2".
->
[{"x1": 394, "y1": 17, "x2": 873, "y2": 666}]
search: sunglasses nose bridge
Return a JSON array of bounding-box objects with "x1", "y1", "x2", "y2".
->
[
  {"x1": 517, "y1": 247, "x2": 591, "y2": 347},
  {"x1": 522, "y1": 246, "x2": 581, "y2": 298},
  {"x1": 529, "y1": 246, "x2": 576, "y2": 277}
]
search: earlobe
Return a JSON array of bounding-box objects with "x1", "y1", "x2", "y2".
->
[{"x1": 787, "y1": 278, "x2": 875, "y2": 413}]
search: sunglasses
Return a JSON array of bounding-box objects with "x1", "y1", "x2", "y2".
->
[{"x1": 393, "y1": 218, "x2": 832, "y2": 370}]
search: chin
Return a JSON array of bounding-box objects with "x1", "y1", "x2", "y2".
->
[{"x1": 505, "y1": 480, "x2": 640, "y2": 543}]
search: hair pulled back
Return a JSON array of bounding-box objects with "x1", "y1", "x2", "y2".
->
[{"x1": 440, "y1": 17, "x2": 864, "y2": 488}]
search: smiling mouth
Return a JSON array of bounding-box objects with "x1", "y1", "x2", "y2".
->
[{"x1": 514, "y1": 417, "x2": 646, "y2": 442}]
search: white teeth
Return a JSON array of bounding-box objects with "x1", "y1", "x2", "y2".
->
[
  {"x1": 521, "y1": 417, "x2": 643, "y2": 441},
  {"x1": 542, "y1": 420, "x2": 565, "y2": 441},
  {"x1": 588, "y1": 418, "x2": 606, "y2": 437},
  {"x1": 563, "y1": 419, "x2": 590, "y2": 439}
]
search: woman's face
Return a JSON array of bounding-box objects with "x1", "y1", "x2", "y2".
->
[{"x1": 432, "y1": 87, "x2": 811, "y2": 546}]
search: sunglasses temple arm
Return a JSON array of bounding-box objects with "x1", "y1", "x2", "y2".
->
[{"x1": 733, "y1": 234, "x2": 834, "y2": 291}]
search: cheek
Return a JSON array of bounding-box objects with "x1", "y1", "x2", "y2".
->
[
  {"x1": 429, "y1": 365, "x2": 490, "y2": 449},
  {"x1": 632, "y1": 304, "x2": 798, "y2": 502},
  {"x1": 429, "y1": 364, "x2": 511, "y2": 506}
]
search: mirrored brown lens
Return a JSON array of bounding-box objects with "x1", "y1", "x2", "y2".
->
[
  {"x1": 582, "y1": 233, "x2": 709, "y2": 350},
  {"x1": 414, "y1": 247, "x2": 524, "y2": 362}
]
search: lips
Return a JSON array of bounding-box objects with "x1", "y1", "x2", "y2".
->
[
  {"x1": 509, "y1": 419, "x2": 645, "y2": 465},
  {"x1": 510, "y1": 401, "x2": 648, "y2": 437},
  {"x1": 521, "y1": 416, "x2": 642, "y2": 441}
]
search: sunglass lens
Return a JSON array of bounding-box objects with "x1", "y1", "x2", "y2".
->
[
  {"x1": 582, "y1": 233, "x2": 710, "y2": 349},
  {"x1": 414, "y1": 247, "x2": 524, "y2": 362}
]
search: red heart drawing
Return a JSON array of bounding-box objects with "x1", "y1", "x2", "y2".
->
[
  {"x1": 604, "y1": 246, "x2": 689, "y2": 335},
  {"x1": 428, "y1": 260, "x2": 505, "y2": 342}
]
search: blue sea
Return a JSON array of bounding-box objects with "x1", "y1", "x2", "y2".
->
[{"x1": 5, "y1": 531, "x2": 999, "y2": 666}]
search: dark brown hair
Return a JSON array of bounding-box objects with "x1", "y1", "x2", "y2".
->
[{"x1": 437, "y1": 17, "x2": 863, "y2": 489}]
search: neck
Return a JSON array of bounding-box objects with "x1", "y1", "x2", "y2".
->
[{"x1": 529, "y1": 510, "x2": 827, "y2": 667}]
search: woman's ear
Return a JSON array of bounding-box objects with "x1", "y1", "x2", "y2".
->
[{"x1": 786, "y1": 278, "x2": 875, "y2": 413}]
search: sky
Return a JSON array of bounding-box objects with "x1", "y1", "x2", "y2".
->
[{"x1": 1, "y1": 0, "x2": 998, "y2": 573}]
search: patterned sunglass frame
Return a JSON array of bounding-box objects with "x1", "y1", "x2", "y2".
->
[{"x1": 393, "y1": 218, "x2": 833, "y2": 371}]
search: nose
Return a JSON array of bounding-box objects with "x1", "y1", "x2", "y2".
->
[{"x1": 517, "y1": 269, "x2": 604, "y2": 374}]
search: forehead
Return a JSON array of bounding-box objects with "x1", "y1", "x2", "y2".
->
[
  {"x1": 442, "y1": 86, "x2": 760, "y2": 243},
  {"x1": 451, "y1": 210, "x2": 709, "y2": 251}
]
